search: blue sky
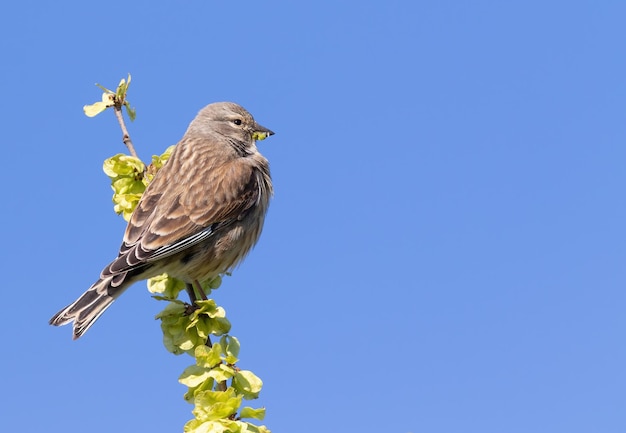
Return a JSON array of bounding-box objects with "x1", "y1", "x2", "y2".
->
[{"x1": 1, "y1": 1, "x2": 626, "y2": 432}]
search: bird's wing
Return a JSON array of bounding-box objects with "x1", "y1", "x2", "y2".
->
[{"x1": 104, "y1": 157, "x2": 261, "y2": 275}]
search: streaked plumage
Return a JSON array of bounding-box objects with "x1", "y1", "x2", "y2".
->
[{"x1": 50, "y1": 102, "x2": 273, "y2": 339}]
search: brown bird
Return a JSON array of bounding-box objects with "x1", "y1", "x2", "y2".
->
[{"x1": 50, "y1": 102, "x2": 274, "y2": 339}]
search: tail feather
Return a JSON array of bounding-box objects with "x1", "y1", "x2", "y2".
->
[{"x1": 49, "y1": 277, "x2": 125, "y2": 339}]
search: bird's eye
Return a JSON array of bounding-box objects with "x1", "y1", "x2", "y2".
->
[{"x1": 233, "y1": 119, "x2": 242, "y2": 125}]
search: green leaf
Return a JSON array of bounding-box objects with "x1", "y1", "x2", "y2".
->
[
  {"x1": 161, "y1": 330, "x2": 189, "y2": 354},
  {"x1": 111, "y1": 177, "x2": 144, "y2": 194},
  {"x1": 220, "y1": 335, "x2": 240, "y2": 364},
  {"x1": 238, "y1": 422, "x2": 271, "y2": 433},
  {"x1": 208, "y1": 306, "x2": 226, "y2": 319},
  {"x1": 173, "y1": 334, "x2": 197, "y2": 353},
  {"x1": 207, "y1": 365, "x2": 233, "y2": 383},
  {"x1": 192, "y1": 388, "x2": 242, "y2": 422},
  {"x1": 252, "y1": 131, "x2": 271, "y2": 141},
  {"x1": 103, "y1": 153, "x2": 145, "y2": 178},
  {"x1": 95, "y1": 83, "x2": 113, "y2": 94},
  {"x1": 212, "y1": 317, "x2": 232, "y2": 336},
  {"x1": 83, "y1": 101, "x2": 109, "y2": 117},
  {"x1": 184, "y1": 419, "x2": 241, "y2": 433},
  {"x1": 111, "y1": 192, "x2": 142, "y2": 220},
  {"x1": 125, "y1": 101, "x2": 136, "y2": 121},
  {"x1": 179, "y1": 365, "x2": 212, "y2": 388},
  {"x1": 152, "y1": 295, "x2": 184, "y2": 302},
  {"x1": 195, "y1": 344, "x2": 222, "y2": 368},
  {"x1": 239, "y1": 407, "x2": 266, "y2": 421},
  {"x1": 204, "y1": 275, "x2": 223, "y2": 290},
  {"x1": 83, "y1": 91, "x2": 116, "y2": 117},
  {"x1": 183, "y1": 376, "x2": 215, "y2": 404},
  {"x1": 193, "y1": 300, "x2": 219, "y2": 316},
  {"x1": 116, "y1": 77, "x2": 128, "y2": 101},
  {"x1": 232, "y1": 371, "x2": 263, "y2": 400},
  {"x1": 218, "y1": 363, "x2": 235, "y2": 378},
  {"x1": 147, "y1": 273, "x2": 186, "y2": 298},
  {"x1": 158, "y1": 303, "x2": 199, "y2": 354},
  {"x1": 153, "y1": 145, "x2": 176, "y2": 168},
  {"x1": 194, "y1": 316, "x2": 214, "y2": 340},
  {"x1": 154, "y1": 300, "x2": 187, "y2": 319},
  {"x1": 102, "y1": 153, "x2": 146, "y2": 219}
]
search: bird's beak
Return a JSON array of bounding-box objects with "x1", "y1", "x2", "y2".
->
[{"x1": 252, "y1": 123, "x2": 274, "y2": 141}]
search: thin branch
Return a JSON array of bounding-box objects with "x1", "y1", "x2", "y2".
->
[
  {"x1": 217, "y1": 379, "x2": 228, "y2": 392},
  {"x1": 113, "y1": 105, "x2": 139, "y2": 159},
  {"x1": 186, "y1": 281, "x2": 227, "y2": 391}
]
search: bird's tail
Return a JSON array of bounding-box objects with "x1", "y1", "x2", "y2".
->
[{"x1": 49, "y1": 277, "x2": 126, "y2": 339}]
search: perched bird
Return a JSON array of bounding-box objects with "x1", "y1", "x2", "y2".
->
[{"x1": 50, "y1": 102, "x2": 274, "y2": 339}]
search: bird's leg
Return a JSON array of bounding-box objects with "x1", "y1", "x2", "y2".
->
[
  {"x1": 193, "y1": 280, "x2": 209, "y2": 300},
  {"x1": 186, "y1": 280, "x2": 224, "y2": 389},
  {"x1": 185, "y1": 283, "x2": 198, "y2": 303},
  {"x1": 184, "y1": 283, "x2": 199, "y2": 315},
  {"x1": 188, "y1": 280, "x2": 214, "y2": 348},
  {"x1": 186, "y1": 280, "x2": 220, "y2": 388},
  {"x1": 184, "y1": 280, "x2": 208, "y2": 310}
]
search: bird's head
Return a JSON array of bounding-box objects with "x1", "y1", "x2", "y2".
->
[{"x1": 186, "y1": 102, "x2": 274, "y2": 147}]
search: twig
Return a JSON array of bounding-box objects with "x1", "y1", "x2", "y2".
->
[
  {"x1": 217, "y1": 380, "x2": 228, "y2": 392},
  {"x1": 113, "y1": 105, "x2": 139, "y2": 159}
]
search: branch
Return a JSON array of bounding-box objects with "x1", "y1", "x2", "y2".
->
[
  {"x1": 83, "y1": 74, "x2": 138, "y2": 159},
  {"x1": 113, "y1": 105, "x2": 138, "y2": 159}
]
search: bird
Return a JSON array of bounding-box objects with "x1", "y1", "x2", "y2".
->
[{"x1": 50, "y1": 102, "x2": 274, "y2": 339}]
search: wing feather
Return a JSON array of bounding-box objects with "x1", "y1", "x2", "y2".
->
[{"x1": 103, "y1": 150, "x2": 261, "y2": 277}]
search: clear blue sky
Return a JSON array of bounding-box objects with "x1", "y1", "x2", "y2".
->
[{"x1": 1, "y1": 1, "x2": 625, "y2": 432}]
